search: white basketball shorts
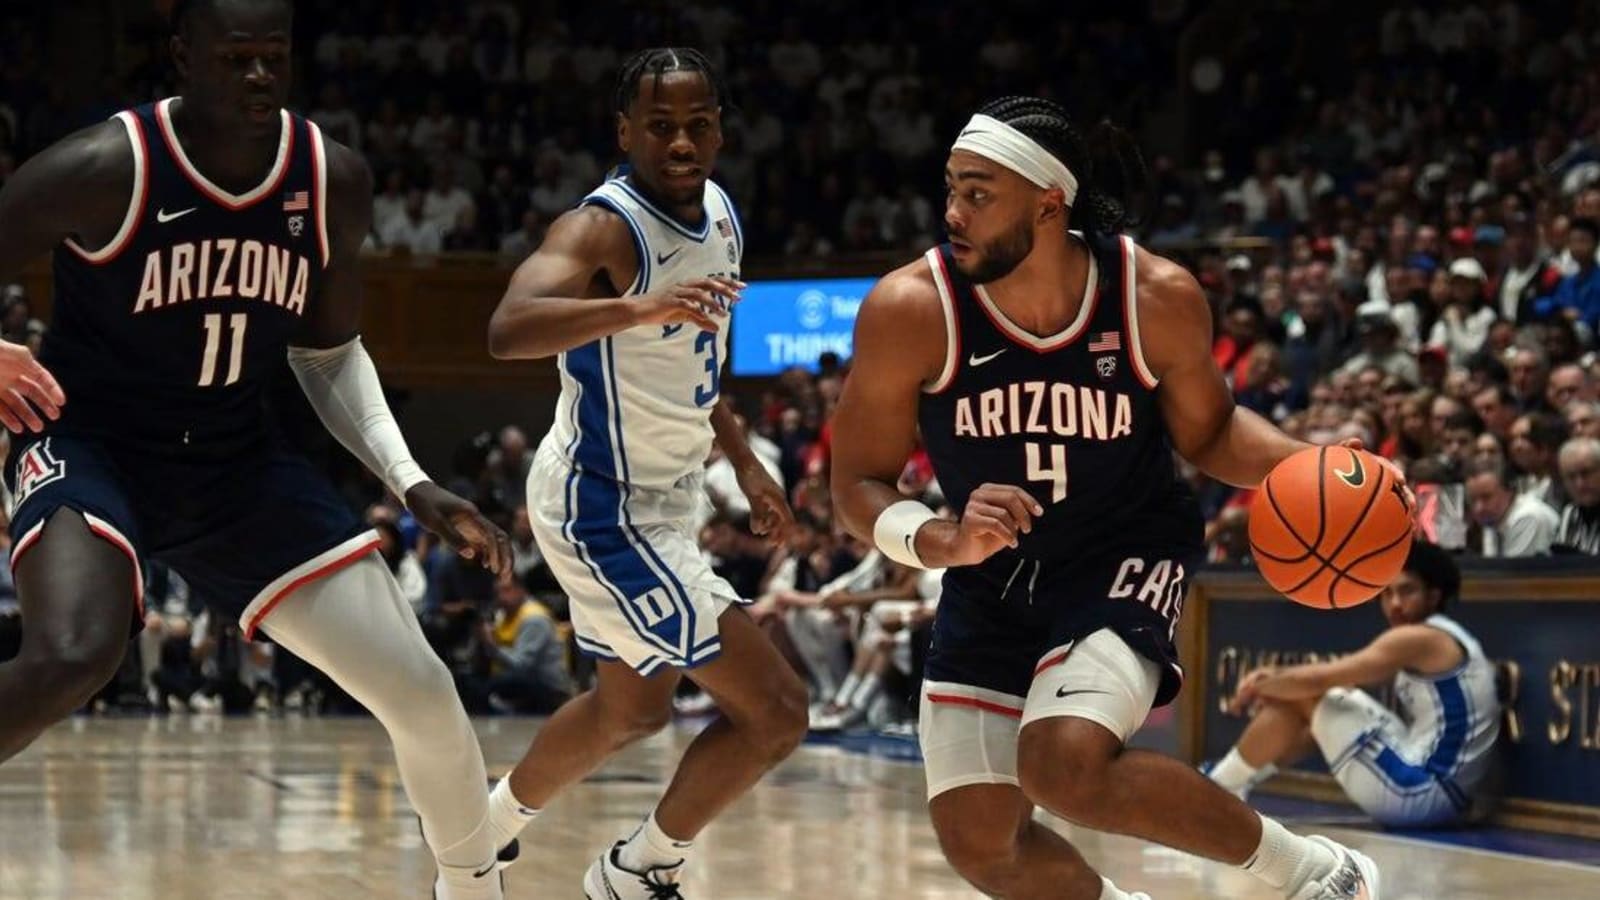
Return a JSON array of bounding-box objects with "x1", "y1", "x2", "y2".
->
[
  {"x1": 1312, "y1": 687, "x2": 1471, "y2": 827},
  {"x1": 918, "y1": 628, "x2": 1161, "y2": 799},
  {"x1": 526, "y1": 445, "x2": 744, "y2": 677}
]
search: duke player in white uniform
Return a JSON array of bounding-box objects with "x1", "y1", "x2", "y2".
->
[
  {"x1": 484, "y1": 49, "x2": 807, "y2": 899},
  {"x1": 1211, "y1": 541, "x2": 1502, "y2": 827}
]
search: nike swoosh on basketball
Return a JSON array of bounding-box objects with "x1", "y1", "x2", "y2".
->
[
  {"x1": 969, "y1": 349, "x2": 1007, "y2": 366},
  {"x1": 156, "y1": 207, "x2": 196, "y2": 224},
  {"x1": 1334, "y1": 454, "x2": 1366, "y2": 488},
  {"x1": 656, "y1": 247, "x2": 683, "y2": 265},
  {"x1": 1055, "y1": 687, "x2": 1109, "y2": 699}
]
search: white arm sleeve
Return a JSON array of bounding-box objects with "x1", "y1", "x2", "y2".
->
[{"x1": 286, "y1": 336, "x2": 429, "y2": 500}]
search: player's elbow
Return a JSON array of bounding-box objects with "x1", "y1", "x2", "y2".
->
[{"x1": 486, "y1": 309, "x2": 548, "y2": 360}]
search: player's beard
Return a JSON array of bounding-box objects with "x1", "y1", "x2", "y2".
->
[{"x1": 960, "y1": 217, "x2": 1034, "y2": 284}]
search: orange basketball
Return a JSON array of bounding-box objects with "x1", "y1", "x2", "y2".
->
[{"x1": 1248, "y1": 446, "x2": 1415, "y2": 609}]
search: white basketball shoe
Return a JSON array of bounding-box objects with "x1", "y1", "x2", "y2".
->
[
  {"x1": 583, "y1": 841, "x2": 686, "y2": 899},
  {"x1": 1292, "y1": 836, "x2": 1380, "y2": 900}
]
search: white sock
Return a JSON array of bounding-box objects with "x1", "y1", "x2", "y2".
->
[
  {"x1": 617, "y1": 809, "x2": 693, "y2": 875},
  {"x1": 1242, "y1": 814, "x2": 1339, "y2": 892},
  {"x1": 834, "y1": 673, "x2": 861, "y2": 707},
  {"x1": 849, "y1": 673, "x2": 882, "y2": 710},
  {"x1": 486, "y1": 778, "x2": 539, "y2": 853},
  {"x1": 1209, "y1": 748, "x2": 1275, "y2": 795},
  {"x1": 434, "y1": 860, "x2": 502, "y2": 900}
]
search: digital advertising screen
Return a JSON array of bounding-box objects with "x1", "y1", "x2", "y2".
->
[{"x1": 729, "y1": 277, "x2": 878, "y2": 376}]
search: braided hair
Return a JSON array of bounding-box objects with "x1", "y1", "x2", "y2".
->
[
  {"x1": 974, "y1": 96, "x2": 1152, "y2": 237},
  {"x1": 613, "y1": 48, "x2": 726, "y2": 115}
]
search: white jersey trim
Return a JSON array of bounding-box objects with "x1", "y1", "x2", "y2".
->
[
  {"x1": 64, "y1": 112, "x2": 149, "y2": 264},
  {"x1": 925, "y1": 248, "x2": 961, "y2": 393},
  {"x1": 307, "y1": 120, "x2": 331, "y2": 268},
  {"x1": 1121, "y1": 236, "x2": 1159, "y2": 388},
  {"x1": 971, "y1": 235, "x2": 1097, "y2": 352},
  {"x1": 155, "y1": 98, "x2": 293, "y2": 210}
]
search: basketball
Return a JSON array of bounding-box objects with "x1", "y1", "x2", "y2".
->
[{"x1": 1249, "y1": 446, "x2": 1415, "y2": 609}]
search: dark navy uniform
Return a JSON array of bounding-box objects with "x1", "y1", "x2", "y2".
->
[
  {"x1": 917, "y1": 233, "x2": 1203, "y2": 707},
  {"x1": 5, "y1": 99, "x2": 372, "y2": 636}
]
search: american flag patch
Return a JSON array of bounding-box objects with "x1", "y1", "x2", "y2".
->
[
  {"x1": 1088, "y1": 331, "x2": 1122, "y2": 352},
  {"x1": 282, "y1": 190, "x2": 309, "y2": 212},
  {"x1": 715, "y1": 218, "x2": 733, "y2": 237}
]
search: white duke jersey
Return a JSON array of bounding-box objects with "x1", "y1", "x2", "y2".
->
[
  {"x1": 1392, "y1": 614, "x2": 1501, "y2": 786},
  {"x1": 542, "y1": 175, "x2": 744, "y2": 489}
]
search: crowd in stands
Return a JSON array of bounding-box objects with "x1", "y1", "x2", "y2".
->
[{"x1": 4, "y1": 0, "x2": 1600, "y2": 732}]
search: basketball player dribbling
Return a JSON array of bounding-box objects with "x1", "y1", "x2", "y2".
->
[
  {"x1": 831, "y1": 96, "x2": 1395, "y2": 899},
  {"x1": 484, "y1": 49, "x2": 808, "y2": 898},
  {"x1": 0, "y1": 2, "x2": 513, "y2": 896}
]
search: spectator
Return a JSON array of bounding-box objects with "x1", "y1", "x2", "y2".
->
[
  {"x1": 379, "y1": 188, "x2": 446, "y2": 254},
  {"x1": 1566, "y1": 400, "x2": 1600, "y2": 441},
  {"x1": 474, "y1": 575, "x2": 573, "y2": 715},
  {"x1": 1471, "y1": 383, "x2": 1517, "y2": 442},
  {"x1": 1508, "y1": 413, "x2": 1569, "y2": 509},
  {"x1": 1465, "y1": 461, "x2": 1558, "y2": 556},
  {"x1": 1536, "y1": 218, "x2": 1600, "y2": 333},
  {"x1": 1342, "y1": 304, "x2": 1421, "y2": 383},
  {"x1": 1428, "y1": 258, "x2": 1496, "y2": 365},
  {"x1": 1555, "y1": 437, "x2": 1600, "y2": 554},
  {"x1": 1545, "y1": 363, "x2": 1593, "y2": 413}
]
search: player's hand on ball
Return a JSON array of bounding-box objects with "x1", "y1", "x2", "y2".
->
[
  {"x1": 404, "y1": 482, "x2": 512, "y2": 576},
  {"x1": 0, "y1": 339, "x2": 65, "y2": 433},
  {"x1": 945, "y1": 483, "x2": 1043, "y2": 567},
  {"x1": 1336, "y1": 437, "x2": 1416, "y2": 513},
  {"x1": 634, "y1": 277, "x2": 744, "y2": 333}
]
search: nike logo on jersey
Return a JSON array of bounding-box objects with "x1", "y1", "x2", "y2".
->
[
  {"x1": 969, "y1": 349, "x2": 1007, "y2": 366},
  {"x1": 156, "y1": 207, "x2": 197, "y2": 224},
  {"x1": 662, "y1": 324, "x2": 684, "y2": 338},
  {"x1": 1055, "y1": 687, "x2": 1109, "y2": 699},
  {"x1": 1335, "y1": 453, "x2": 1366, "y2": 488},
  {"x1": 656, "y1": 247, "x2": 683, "y2": 265}
]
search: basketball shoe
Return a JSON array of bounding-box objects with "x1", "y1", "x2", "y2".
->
[
  {"x1": 1292, "y1": 836, "x2": 1380, "y2": 899},
  {"x1": 583, "y1": 841, "x2": 685, "y2": 899}
]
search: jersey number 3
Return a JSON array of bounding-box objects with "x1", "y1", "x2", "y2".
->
[
  {"x1": 694, "y1": 330, "x2": 720, "y2": 407},
  {"x1": 1026, "y1": 442, "x2": 1068, "y2": 503},
  {"x1": 199, "y1": 313, "x2": 247, "y2": 387}
]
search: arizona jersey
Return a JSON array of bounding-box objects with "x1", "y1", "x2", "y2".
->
[
  {"x1": 543, "y1": 175, "x2": 744, "y2": 488},
  {"x1": 917, "y1": 232, "x2": 1201, "y2": 565},
  {"x1": 1392, "y1": 614, "x2": 1501, "y2": 786},
  {"x1": 42, "y1": 98, "x2": 330, "y2": 456}
]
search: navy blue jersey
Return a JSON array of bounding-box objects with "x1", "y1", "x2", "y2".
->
[
  {"x1": 42, "y1": 99, "x2": 331, "y2": 455},
  {"x1": 917, "y1": 233, "x2": 1202, "y2": 564}
]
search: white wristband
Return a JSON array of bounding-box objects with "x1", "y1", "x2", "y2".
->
[{"x1": 874, "y1": 499, "x2": 939, "y2": 569}]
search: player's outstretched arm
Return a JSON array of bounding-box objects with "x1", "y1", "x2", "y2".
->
[
  {"x1": 1231, "y1": 626, "x2": 1458, "y2": 711},
  {"x1": 830, "y1": 263, "x2": 1039, "y2": 570},
  {"x1": 287, "y1": 140, "x2": 510, "y2": 574},
  {"x1": 710, "y1": 401, "x2": 794, "y2": 543},
  {"x1": 1138, "y1": 249, "x2": 1308, "y2": 488},
  {"x1": 486, "y1": 206, "x2": 739, "y2": 359},
  {"x1": 0, "y1": 121, "x2": 134, "y2": 430}
]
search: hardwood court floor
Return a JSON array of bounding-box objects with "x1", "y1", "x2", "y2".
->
[{"x1": 1, "y1": 716, "x2": 1596, "y2": 899}]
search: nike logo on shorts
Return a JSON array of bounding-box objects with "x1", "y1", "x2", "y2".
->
[{"x1": 1055, "y1": 687, "x2": 1109, "y2": 699}]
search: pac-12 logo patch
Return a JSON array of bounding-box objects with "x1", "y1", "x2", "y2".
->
[
  {"x1": 287, "y1": 215, "x2": 305, "y2": 238},
  {"x1": 1096, "y1": 355, "x2": 1118, "y2": 379},
  {"x1": 13, "y1": 439, "x2": 66, "y2": 508}
]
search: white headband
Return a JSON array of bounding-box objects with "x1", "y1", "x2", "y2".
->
[{"x1": 951, "y1": 114, "x2": 1079, "y2": 204}]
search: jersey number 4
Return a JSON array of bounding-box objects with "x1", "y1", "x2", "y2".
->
[
  {"x1": 1026, "y1": 442, "x2": 1068, "y2": 503},
  {"x1": 198, "y1": 313, "x2": 247, "y2": 387}
]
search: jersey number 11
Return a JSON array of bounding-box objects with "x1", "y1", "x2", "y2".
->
[{"x1": 198, "y1": 313, "x2": 248, "y2": 387}]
